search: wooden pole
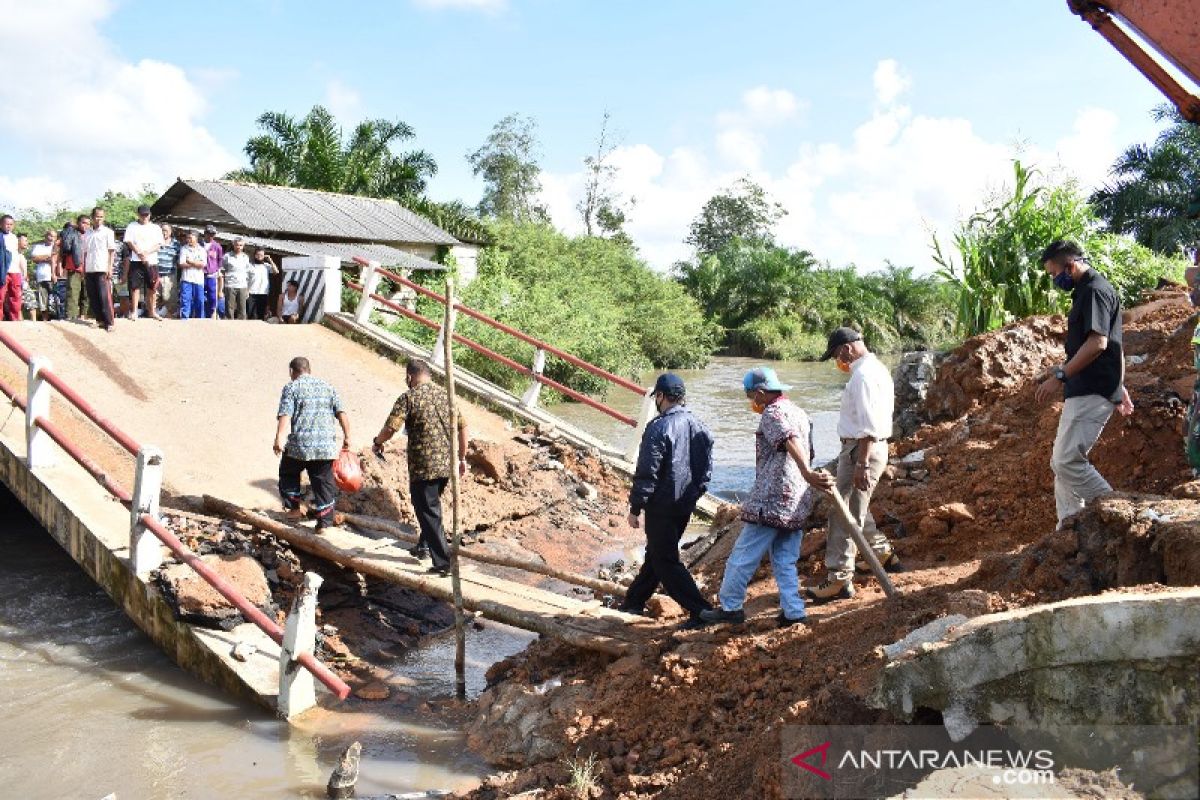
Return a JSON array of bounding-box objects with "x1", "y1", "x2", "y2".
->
[
  {"x1": 822, "y1": 488, "x2": 899, "y2": 598},
  {"x1": 342, "y1": 511, "x2": 632, "y2": 597},
  {"x1": 443, "y1": 277, "x2": 467, "y2": 700}
]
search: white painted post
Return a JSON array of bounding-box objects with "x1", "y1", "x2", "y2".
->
[
  {"x1": 431, "y1": 323, "x2": 446, "y2": 367},
  {"x1": 25, "y1": 357, "x2": 53, "y2": 469},
  {"x1": 129, "y1": 446, "x2": 165, "y2": 575},
  {"x1": 354, "y1": 260, "x2": 381, "y2": 324},
  {"x1": 520, "y1": 348, "x2": 547, "y2": 410},
  {"x1": 279, "y1": 571, "x2": 323, "y2": 718},
  {"x1": 625, "y1": 389, "x2": 658, "y2": 463}
]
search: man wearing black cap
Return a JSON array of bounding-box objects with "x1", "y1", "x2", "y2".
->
[
  {"x1": 808, "y1": 327, "x2": 899, "y2": 602},
  {"x1": 622, "y1": 373, "x2": 715, "y2": 629},
  {"x1": 1035, "y1": 240, "x2": 1133, "y2": 527},
  {"x1": 123, "y1": 204, "x2": 163, "y2": 320}
]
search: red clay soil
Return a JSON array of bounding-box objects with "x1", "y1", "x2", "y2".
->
[{"x1": 458, "y1": 291, "x2": 1200, "y2": 800}]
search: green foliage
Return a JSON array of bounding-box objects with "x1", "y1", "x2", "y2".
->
[
  {"x1": 932, "y1": 160, "x2": 1093, "y2": 336},
  {"x1": 686, "y1": 177, "x2": 785, "y2": 255},
  {"x1": 467, "y1": 114, "x2": 548, "y2": 223},
  {"x1": 1092, "y1": 105, "x2": 1200, "y2": 254},
  {"x1": 1086, "y1": 233, "x2": 1189, "y2": 306},
  {"x1": 386, "y1": 221, "x2": 714, "y2": 400},
  {"x1": 227, "y1": 105, "x2": 437, "y2": 200}
]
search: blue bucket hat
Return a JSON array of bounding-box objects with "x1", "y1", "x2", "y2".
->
[{"x1": 743, "y1": 366, "x2": 791, "y2": 392}]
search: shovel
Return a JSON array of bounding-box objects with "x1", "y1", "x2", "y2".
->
[{"x1": 821, "y1": 486, "x2": 900, "y2": 598}]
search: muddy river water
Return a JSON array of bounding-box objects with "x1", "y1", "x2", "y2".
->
[{"x1": 0, "y1": 357, "x2": 847, "y2": 799}]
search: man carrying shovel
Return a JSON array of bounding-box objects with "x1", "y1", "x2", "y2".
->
[{"x1": 807, "y1": 327, "x2": 902, "y2": 603}]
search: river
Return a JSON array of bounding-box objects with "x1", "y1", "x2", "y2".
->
[{"x1": 0, "y1": 356, "x2": 846, "y2": 798}]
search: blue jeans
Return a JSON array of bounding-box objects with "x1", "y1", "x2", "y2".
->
[
  {"x1": 180, "y1": 281, "x2": 205, "y2": 319},
  {"x1": 718, "y1": 522, "x2": 806, "y2": 620},
  {"x1": 203, "y1": 276, "x2": 218, "y2": 318}
]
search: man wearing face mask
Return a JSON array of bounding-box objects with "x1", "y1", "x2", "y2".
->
[
  {"x1": 1034, "y1": 240, "x2": 1134, "y2": 528},
  {"x1": 621, "y1": 373, "x2": 715, "y2": 629},
  {"x1": 807, "y1": 327, "x2": 899, "y2": 603},
  {"x1": 700, "y1": 367, "x2": 834, "y2": 628}
]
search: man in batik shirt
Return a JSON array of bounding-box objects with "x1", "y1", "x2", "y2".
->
[{"x1": 371, "y1": 359, "x2": 468, "y2": 576}]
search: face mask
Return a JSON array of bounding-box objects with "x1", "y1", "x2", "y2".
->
[{"x1": 1053, "y1": 271, "x2": 1075, "y2": 291}]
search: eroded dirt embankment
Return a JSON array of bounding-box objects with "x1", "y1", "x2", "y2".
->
[{"x1": 458, "y1": 290, "x2": 1200, "y2": 800}]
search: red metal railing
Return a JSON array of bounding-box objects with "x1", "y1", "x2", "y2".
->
[
  {"x1": 349, "y1": 257, "x2": 650, "y2": 425},
  {"x1": 0, "y1": 329, "x2": 351, "y2": 701}
]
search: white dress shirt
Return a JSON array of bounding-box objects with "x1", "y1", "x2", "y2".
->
[
  {"x1": 83, "y1": 226, "x2": 116, "y2": 274},
  {"x1": 837, "y1": 352, "x2": 894, "y2": 440}
]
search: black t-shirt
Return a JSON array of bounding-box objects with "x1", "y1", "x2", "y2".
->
[{"x1": 1064, "y1": 269, "x2": 1123, "y2": 400}]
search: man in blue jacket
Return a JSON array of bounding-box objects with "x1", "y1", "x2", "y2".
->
[{"x1": 621, "y1": 373, "x2": 715, "y2": 629}]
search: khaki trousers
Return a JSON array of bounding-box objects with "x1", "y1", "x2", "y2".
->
[
  {"x1": 66, "y1": 271, "x2": 88, "y2": 319},
  {"x1": 1051, "y1": 394, "x2": 1114, "y2": 526},
  {"x1": 825, "y1": 438, "x2": 890, "y2": 577}
]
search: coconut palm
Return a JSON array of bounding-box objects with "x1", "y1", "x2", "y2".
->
[
  {"x1": 1091, "y1": 105, "x2": 1200, "y2": 254},
  {"x1": 226, "y1": 105, "x2": 437, "y2": 200}
]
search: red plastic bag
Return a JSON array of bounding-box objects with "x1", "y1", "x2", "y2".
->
[{"x1": 333, "y1": 448, "x2": 363, "y2": 493}]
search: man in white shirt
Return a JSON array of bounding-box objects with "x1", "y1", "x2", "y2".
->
[
  {"x1": 178, "y1": 230, "x2": 207, "y2": 319},
  {"x1": 83, "y1": 206, "x2": 117, "y2": 331},
  {"x1": 0, "y1": 214, "x2": 21, "y2": 321},
  {"x1": 807, "y1": 327, "x2": 901, "y2": 602},
  {"x1": 30, "y1": 230, "x2": 56, "y2": 321},
  {"x1": 221, "y1": 237, "x2": 251, "y2": 319},
  {"x1": 123, "y1": 204, "x2": 163, "y2": 321}
]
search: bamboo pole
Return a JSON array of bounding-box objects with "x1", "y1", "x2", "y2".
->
[
  {"x1": 443, "y1": 278, "x2": 467, "y2": 700},
  {"x1": 342, "y1": 512, "x2": 631, "y2": 596},
  {"x1": 199, "y1": 495, "x2": 634, "y2": 656},
  {"x1": 822, "y1": 487, "x2": 899, "y2": 598}
]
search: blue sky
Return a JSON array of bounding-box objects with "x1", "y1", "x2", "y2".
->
[{"x1": 0, "y1": 0, "x2": 1185, "y2": 271}]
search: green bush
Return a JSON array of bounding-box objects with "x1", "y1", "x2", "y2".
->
[{"x1": 1086, "y1": 233, "x2": 1188, "y2": 306}]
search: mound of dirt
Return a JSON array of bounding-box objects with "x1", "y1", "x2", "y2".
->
[{"x1": 458, "y1": 293, "x2": 1200, "y2": 800}]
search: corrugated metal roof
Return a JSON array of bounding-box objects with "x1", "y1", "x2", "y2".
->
[
  {"x1": 156, "y1": 179, "x2": 460, "y2": 246},
  {"x1": 221, "y1": 234, "x2": 446, "y2": 271}
]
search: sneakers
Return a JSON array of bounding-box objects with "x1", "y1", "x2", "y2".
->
[
  {"x1": 776, "y1": 613, "x2": 811, "y2": 628},
  {"x1": 805, "y1": 574, "x2": 855, "y2": 604},
  {"x1": 855, "y1": 549, "x2": 903, "y2": 575},
  {"x1": 676, "y1": 615, "x2": 712, "y2": 631},
  {"x1": 698, "y1": 607, "x2": 745, "y2": 625}
]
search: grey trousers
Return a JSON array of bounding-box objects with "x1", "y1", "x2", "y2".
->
[
  {"x1": 1051, "y1": 394, "x2": 1114, "y2": 526},
  {"x1": 825, "y1": 438, "x2": 890, "y2": 577},
  {"x1": 223, "y1": 286, "x2": 249, "y2": 320}
]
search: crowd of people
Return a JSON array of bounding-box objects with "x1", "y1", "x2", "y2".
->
[
  {"x1": 0, "y1": 206, "x2": 307, "y2": 329},
  {"x1": 261, "y1": 236, "x2": 1131, "y2": 629}
]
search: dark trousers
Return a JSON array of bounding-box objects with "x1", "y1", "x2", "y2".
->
[
  {"x1": 84, "y1": 272, "x2": 114, "y2": 329},
  {"x1": 410, "y1": 478, "x2": 451, "y2": 569},
  {"x1": 247, "y1": 293, "x2": 269, "y2": 321},
  {"x1": 623, "y1": 509, "x2": 711, "y2": 617},
  {"x1": 278, "y1": 455, "x2": 337, "y2": 524}
]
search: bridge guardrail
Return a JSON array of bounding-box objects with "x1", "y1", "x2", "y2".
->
[{"x1": 0, "y1": 328, "x2": 351, "y2": 708}]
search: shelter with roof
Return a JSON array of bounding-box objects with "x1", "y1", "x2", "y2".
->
[{"x1": 150, "y1": 178, "x2": 479, "y2": 281}]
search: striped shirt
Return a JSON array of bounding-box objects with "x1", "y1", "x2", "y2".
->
[{"x1": 158, "y1": 239, "x2": 179, "y2": 275}]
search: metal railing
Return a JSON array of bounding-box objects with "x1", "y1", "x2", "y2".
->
[
  {"x1": 348, "y1": 258, "x2": 659, "y2": 458},
  {"x1": 0, "y1": 328, "x2": 351, "y2": 708}
]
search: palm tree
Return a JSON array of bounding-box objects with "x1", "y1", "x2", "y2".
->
[
  {"x1": 226, "y1": 105, "x2": 437, "y2": 200},
  {"x1": 1091, "y1": 105, "x2": 1200, "y2": 254}
]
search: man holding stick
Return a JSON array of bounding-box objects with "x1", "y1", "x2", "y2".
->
[{"x1": 372, "y1": 358, "x2": 468, "y2": 577}]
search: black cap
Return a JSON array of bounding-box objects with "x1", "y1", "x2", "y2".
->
[
  {"x1": 204, "y1": 224, "x2": 217, "y2": 234},
  {"x1": 820, "y1": 327, "x2": 863, "y2": 361},
  {"x1": 652, "y1": 373, "x2": 685, "y2": 398},
  {"x1": 136, "y1": 204, "x2": 151, "y2": 215}
]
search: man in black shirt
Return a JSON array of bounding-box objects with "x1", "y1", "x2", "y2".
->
[{"x1": 1035, "y1": 240, "x2": 1134, "y2": 527}]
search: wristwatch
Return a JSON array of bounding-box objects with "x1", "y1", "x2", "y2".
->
[{"x1": 1052, "y1": 366, "x2": 1066, "y2": 382}]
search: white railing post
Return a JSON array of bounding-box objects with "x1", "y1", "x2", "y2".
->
[
  {"x1": 354, "y1": 260, "x2": 381, "y2": 324},
  {"x1": 625, "y1": 388, "x2": 657, "y2": 463},
  {"x1": 279, "y1": 571, "x2": 323, "y2": 719},
  {"x1": 26, "y1": 357, "x2": 54, "y2": 468},
  {"x1": 520, "y1": 348, "x2": 547, "y2": 409},
  {"x1": 130, "y1": 446, "x2": 165, "y2": 574}
]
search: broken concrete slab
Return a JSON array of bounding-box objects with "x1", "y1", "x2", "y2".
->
[
  {"x1": 881, "y1": 614, "x2": 969, "y2": 662},
  {"x1": 158, "y1": 554, "x2": 273, "y2": 629}
]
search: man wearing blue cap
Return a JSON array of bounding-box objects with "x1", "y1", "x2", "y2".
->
[
  {"x1": 623, "y1": 373, "x2": 715, "y2": 629},
  {"x1": 701, "y1": 367, "x2": 834, "y2": 628},
  {"x1": 808, "y1": 327, "x2": 899, "y2": 603}
]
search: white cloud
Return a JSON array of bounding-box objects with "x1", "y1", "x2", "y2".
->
[
  {"x1": 873, "y1": 59, "x2": 911, "y2": 106},
  {"x1": 0, "y1": 0, "x2": 238, "y2": 214},
  {"x1": 539, "y1": 59, "x2": 1130, "y2": 274},
  {"x1": 325, "y1": 78, "x2": 363, "y2": 122},
  {"x1": 411, "y1": 0, "x2": 507, "y2": 11}
]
